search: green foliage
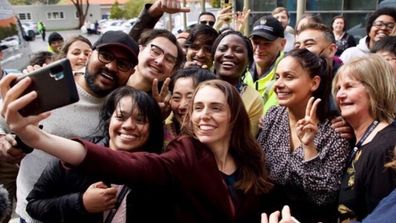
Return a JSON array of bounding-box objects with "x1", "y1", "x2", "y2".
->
[
  {"x1": 0, "y1": 24, "x2": 17, "y2": 40},
  {"x1": 110, "y1": 1, "x2": 126, "y2": 19},
  {"x1": 124, "y1": 0, "x2": 149, "y2": 19},
  {"x1": 211, "y1": 0, "x2": 220, "y2": 8}
]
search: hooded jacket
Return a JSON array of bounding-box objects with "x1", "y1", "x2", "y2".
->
[{"x1": 340, "y1": 36, "x2": 370, "y2": 64}]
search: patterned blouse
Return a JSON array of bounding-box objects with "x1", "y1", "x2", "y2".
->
[{"x1": 257, "y1": 106, "x2": 351, "y2": 206}]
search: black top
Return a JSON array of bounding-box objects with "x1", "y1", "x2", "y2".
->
[
  {"x1": 335, "y1": 32, "x2": 356, "y2": 56},
  {"x1": 338, "y1": 124, "x2": 396, "y2": 221}
]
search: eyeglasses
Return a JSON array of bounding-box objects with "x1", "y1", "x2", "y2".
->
[
  {"x1": 97, "y1": 49, "x2": 133, "y2": 72},
  {"x1": 373, "y1": 21, "x2": 395, "y2": 30},
  {"x1": 149, "y1": 44, "x2": 177, "y2": 67},
  {"x1": 200, "y1": 20, "x2": 215, "y2": 27}
]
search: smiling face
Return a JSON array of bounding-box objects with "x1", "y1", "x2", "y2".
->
[
  {"x1": 274, "y1": 56, "x2": 320, "y2": 109},
  {"x1": 295, "y1": 29, "x2": 335, "y2": 58},
  {"x1": 369, "y1": 15, "x2": 396, "y2": 46},
  {"x1": 192, "y1": 85, "x2": 231, "y2": 150},
  {"x1": 85, "y1": 45, "x2": 134, "y2": 97},
  {"x1": 334, "y1": 71, "x2": 371, "y2": 121},
  {"x1": 170, "y1": 77, "x2": 194, "y2": 124},
  {"x1": 66, "y1": 40, "x2": 92, "y2": 71},
  {"x1": 251, "y1": 36, "x2": 284, "y2": 70},
  {"x1": 332, "y1": 18, "x2": 345, "y2": 33},
  {"x1": 215, "y1": 34, "x2": 249, "y2": 80},
  {"x1": 109, "y1": 96, "x2": 149, "y2": 151},
  {"x1": 186, "y1": 34, "x2": 213, "y2": 68},
  {"x1": 136, "y1": 37, "x2": 178, "y2": 83}
]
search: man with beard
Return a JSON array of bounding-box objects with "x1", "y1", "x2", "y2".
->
[{"x1": 0, "y1": 30, "x2": 139, "y2": 223}]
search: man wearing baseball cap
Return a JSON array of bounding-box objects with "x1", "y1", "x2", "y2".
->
[
  {"x1": 243, "y1": 15, "x2": 286, "y2": 113},
  {"x1": 0, "y1": 30, "x2": 140, "y2": 222}
]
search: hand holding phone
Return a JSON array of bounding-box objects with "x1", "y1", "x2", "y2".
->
[{"x1": 12, "y1": 58, "x2": 79, "y2": 117}]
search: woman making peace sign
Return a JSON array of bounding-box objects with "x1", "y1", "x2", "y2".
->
[{"x1": 257, "y1": 49, "x2": 351, "y2": 223}]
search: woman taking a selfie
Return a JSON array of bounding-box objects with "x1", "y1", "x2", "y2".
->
[
  {"x1": 24, "y1": 86, "x2": 164, "y2": 223},
  {"x1": 0, "y1": 78, "x2": 276, "y2": 223}
]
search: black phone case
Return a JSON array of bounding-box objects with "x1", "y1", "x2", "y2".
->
[{"x1": 16, "y1": 58, "x2": 79, "y2": 116}]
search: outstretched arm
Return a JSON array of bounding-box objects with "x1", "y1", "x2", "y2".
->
[{"x1": 0, "y1": 74, "x2": 86, "y2": 165}]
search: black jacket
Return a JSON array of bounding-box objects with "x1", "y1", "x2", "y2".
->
[{"x1": 26, "y1": 160, "x2": 173, "y2": 223}]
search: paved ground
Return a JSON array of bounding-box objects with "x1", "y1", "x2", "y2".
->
[{"x1": 29, "y1": 29, "x2": 100, "y2": 53}]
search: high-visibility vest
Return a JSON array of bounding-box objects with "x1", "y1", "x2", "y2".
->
[{"x1": 243, "y1": 52, "x2": 284, "y2": 113}]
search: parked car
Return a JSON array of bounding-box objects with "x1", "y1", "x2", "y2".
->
[
  {"x1": 98, "y1": 20, "x2": 124, "y2": 34},
  {"x1": 21, "y1": 22, "x2": 36, "y2": 41},
  {"x1": 121, "y1": 18, "x2": 138, "y2": 33},
  {"x1": 0, "y1": 0, "x2": 33, "y2": 71},
  {"x1": 22, "y1": 21, "x2": 38, "y2": 34}
]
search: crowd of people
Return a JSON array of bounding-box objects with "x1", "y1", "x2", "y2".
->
[{"x1": 0, "y1": 0, "x2": 396, "y2": 223}]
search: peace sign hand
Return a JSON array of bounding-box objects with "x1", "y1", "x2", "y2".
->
[
  {"x1": 296, "y1": 97, "x2": 321, "y2": 148},
  {"x1": 152, "y1": 78, "x2": 171, "y2": 119}
]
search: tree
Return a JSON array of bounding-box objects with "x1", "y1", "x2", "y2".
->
[
  {"x1": 72, "y1": 0, "x2": 90, "y2": 28},
  {"x1": 110, "y1": 1, "x2": 126, "y2": 19},
  {"x1": 211, "y1": 0, "x2": 220, "y2": 8},
  {"x1": 124, "y1": 0, "x2": 150, "y2": 19}
]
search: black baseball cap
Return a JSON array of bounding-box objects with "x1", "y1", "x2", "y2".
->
[
  {"x1": 250, "y1": 16, "x2": 284, "y2": 41},
  {"x1": 93, "y1": 31, "x2": 139, "y2": 66}
]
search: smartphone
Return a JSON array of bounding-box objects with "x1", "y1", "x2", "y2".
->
[
  {"x1": 13, "y1": 58, "x2": 79, "y2": 117},
  {"x1": 221, "y1": 0, "x2": 233, "y2": 9}
]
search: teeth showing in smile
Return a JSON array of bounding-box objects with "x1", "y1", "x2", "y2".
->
[
  {"x1": 200, "y1": 125, "x2": 215, "y2": 130},
  {"x1": 149, "y1": 65, "x2": 161, "y2": 73},
  {"x1": 119, "y1": 133, "x2": 137, "y2": 141},
  {"x1": 222, "y1": 61, "x2": 235, "y2": 66},
  {"x1": 101, "y1": 73, "x2": 114, "y2": 80}
]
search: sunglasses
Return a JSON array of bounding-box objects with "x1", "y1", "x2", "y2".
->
[{"x1": 200, "y1": 20, "x2": 215, "y2": 27}]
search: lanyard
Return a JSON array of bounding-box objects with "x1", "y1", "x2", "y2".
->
[{"x1": 349, "y1": 120, "x2": 379, "y2": 164}]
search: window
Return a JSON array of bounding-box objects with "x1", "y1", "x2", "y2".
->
[
  {"x1": 47, "y1": 11, "x2": 64, "y2": 20},
  {"x1": 18, "y1": 13, "x2": 31, "y2": 21}
]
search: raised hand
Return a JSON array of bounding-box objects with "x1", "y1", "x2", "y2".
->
[
  {"x1": 234, "y1": 8, "x2": 251, "y2": 33},
  {"x1": 0, "y1": 74, "x2": 50, "y2": 142},
  {"x1": 261, "y1": 205, "x2": 299, "y2": 223},
  {"x1": 82, "y1": 181, "x2": 117, "y2": 213},
  {"x1": 296, "y1": 97, "x2": 320, "y2": 159},
  {"x1": 214, "y1": 6, "x2": 233, "y2": 31},
  {"x1": 152, "y1": 78, "x2": 171, "y2": 119},
  {"x1": 0, "y1": 134, "x2": 24, "y2": 163},
  {"x1": 149, "y1": 0, "x2": 190, "y2": 17}
]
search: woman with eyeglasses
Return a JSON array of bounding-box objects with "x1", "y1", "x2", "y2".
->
[
  {"x1": 340, "y1": 7, "x2": 396, "y2": 64},
  {"x1": 1, "y1": 78, "x2": 277, "y2": 223},
  {"x1": 335, "y1": 55, "x2": 396, "y2": 222}
]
